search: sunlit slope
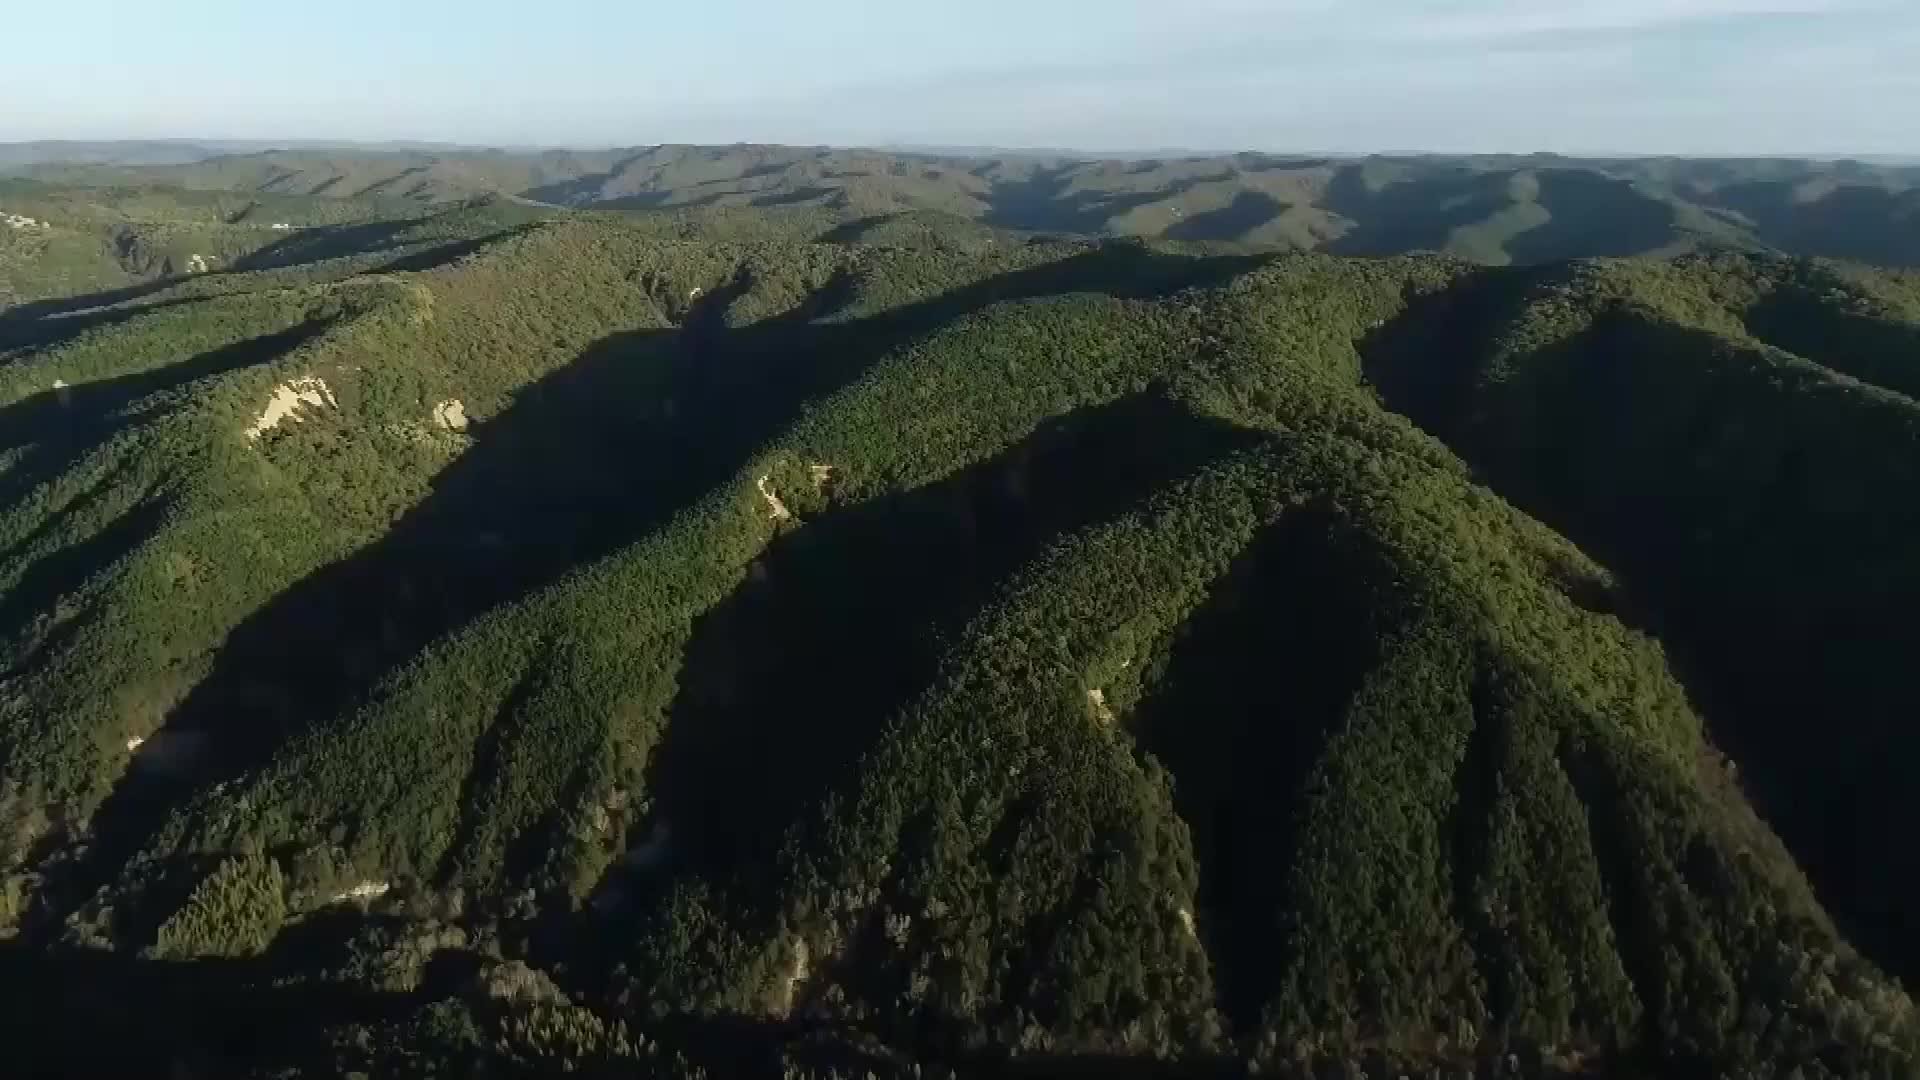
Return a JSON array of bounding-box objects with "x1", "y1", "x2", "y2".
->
[
  {"x1": 0, "y1": 220, "x2": 1915, "y2": 1075},
  {"x1": 25, "y1": 146, "x2": 1920, "y2": 265}
]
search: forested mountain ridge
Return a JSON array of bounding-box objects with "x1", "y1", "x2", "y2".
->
[
  {"x1": 13, "y1": 142, "x2": 1920, "y2": 266},
  {"x1": 2, "y1": 197, "x2": 1919, "y2": 1077},
  {"x1": 0, "y1": 175, "x2": 468, "y2": 308}
]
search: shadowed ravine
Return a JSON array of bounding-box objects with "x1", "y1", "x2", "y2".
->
[
  {"x1": 57, "y1": 245, "x2": 1273, "y2": 920},
  {"x1": 1362, "y1": 272, "x2": 1920, "y2": 985}
]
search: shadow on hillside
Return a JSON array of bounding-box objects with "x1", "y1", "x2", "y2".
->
[
  {"x1": 0, "y1": 318, "x2": 337, "y2": 690},
  {"x1": 1707, "y1": 181, "x2": 1920, "y2": 266},
  {"x1": 1360, "y1": 280, "x2": 1920, "y2": 986},
  {"x1": 0, "y1": 939, "x2": 410, "y2": 1078},
  {"x1": 817, "y1": 213, "x2": 897, "y2": 245},
  {"x1": 1165, "y1": 191, "x2": 1286, "y2": 243},
  {"x1": 1322, "y1": 165, "x2": 1516, "y2": 256},
  {"x1": 0, "y1": 279, "x2": 197, "y2": 353},
  {"x1": 0, "y1": 318, "x2": 336, "y2": 517},
  {"x1": 520, "y1": 148, "x2": 657, "y2": 206},
  {"x1": 373, "y1": 229, "x2": 527, "y2": 274},
  {"x1": 229, "y1": 218, "x2": 518, "y2": 272},
  {"x1": 597, "y1": 189, "x2": 738, "y2": 216},
  {"x1": 1743, "y1": 275, "x2": 1920, "y2": 400},
  {"x1": 752, "y1": 186, "x2": 834, "y2": 208},
  {"x1": 71, "y1": 243, "x2": 1272, "y2": 903},
  {"x1": 352, "y1": 164, "x2": 434, "y2": 200},
  {"x1": 1, "y1": 220, "x2": 529, "y2": 357},
  {"x1": 0, "y1": 936, "x2": 1545, "y2": 1080},
  {"x1": 1323, "y1": 165, "x2": 1680, "y2": 264},
  {"x1": 1355, "y1": 267, "x2": 1558, "y2": 435},
  {"x1": 1237, "y1": 153, "x2": 1334, "y2": 174},
  {"x1": 638, "y1": 393, "x2": 1264, "y2": 885},
  {"x1": 983, "y1": 165, "x2": 1212, "y2": 234},
  {"x1": 1129, "y1": 505, "x2": 1386, "y2": 1031},
  {"x1": 0, "y1": 931, "x2": 1636, "y2": 1078},
  {"x1": 818, "y1": 212, "x2": 1025, "y2": 251},
  {"x1": 0, "y1": 278, "x2": 179, "y2": 323},
  {"x1": 1501, "y1": 170, "x2": 1676, "y2": 263},
  {"x1": 0, "y1": 498, "x2": 170, "y2": 680}
]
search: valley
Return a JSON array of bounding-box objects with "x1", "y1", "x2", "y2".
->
[{"x1": 1, "y1": 171, "x2": 1918, "y2": 1075}]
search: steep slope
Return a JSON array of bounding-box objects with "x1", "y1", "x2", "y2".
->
[
  {"x1": 0, "y1": 218, "x2": 1915, "y2": 1076},
  {"x1": 1364, "y1": 253, "x2": 1920, "y2": 993}
]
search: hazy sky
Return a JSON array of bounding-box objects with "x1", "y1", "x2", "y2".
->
[{"x1": 4, "y1": 0, "x2": 1915, "y2": 154}]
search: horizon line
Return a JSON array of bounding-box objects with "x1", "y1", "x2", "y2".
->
[{"x1": 2, "y1": 135, "x2": 1916, "y2": 165}]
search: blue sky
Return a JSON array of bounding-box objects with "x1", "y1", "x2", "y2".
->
[{"x1": 4, "y1": 0, "x2": 1915, "y2": 154}]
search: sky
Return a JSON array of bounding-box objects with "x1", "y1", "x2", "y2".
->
[{"x1": 3, "y1": 0, "x2": 1916, "y2": 155}]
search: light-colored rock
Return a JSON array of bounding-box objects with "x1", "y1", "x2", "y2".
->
[
  {"x1": 757, "y1": 474, "x2": 792, "y2": 521},
  {"x1": 127, "y1": 730, "x2": 210, "y2": 777},
  {"x1": 481, "y1": 959, "x2": 567, "y2": 1005},
  {"x1": 245, "y1": 377, "x2": 337, "y2": 439},
  {"x1": 184, "y1": 253, "x2": 214, "y2": 274},
  {"x1": 269, "y1": 222, "x2": 294, "y2": 230},
  {"x1": 1, "y1": 211, "x2": 46, "y2": 229},
  {"x1": 332, "y1": 881, "x2": 391, "y2": 904},
  {"x1": 431, "y1": 399, "x2": 469, "y2": 432},
  {"x1": 808, "y1": 463, "x2": 836, "y2": 490},
  {"x1": 771, "y1": 938, "x2": 810, "y2": 1015},
  {"x1": 1088, "y1": 687, "x2": 1115, "y2": 725}
]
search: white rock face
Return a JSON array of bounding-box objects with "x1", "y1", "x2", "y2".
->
[
  {"x1": 1087, "y1": 687, "x2": 1116, "y2": 725},
  {"x1": 757, "y1": 475, "x2": 792, "y2": 521},
  {"x1": 246, "y1": 377, "x2": 337, "y2": 439},
  {"x1": 127, "y1": 730, "x2": 210, "y2": 777},
  {"x1": 184, "y1": 254, "x2": 214, "y2": 274},
  {"x1": 332, "y1": 881, "x2": 391, "y2": 903},
  {"x1": 432, "y1": 399, "x2": 469, "y2": 432},
  {"x1": 770, "y1": 938, "x2": 811, "y2": 1015},
  {"x1": 269, "y1": 222, "x2": 294, "y2": 230},
  {"x1": 1, "y1": 211, "x2": 47, "y2": 229}
]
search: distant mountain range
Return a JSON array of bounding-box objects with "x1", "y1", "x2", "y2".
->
[{"x1": 8, "y1": 142, "x2": 1920, "y2": 266}]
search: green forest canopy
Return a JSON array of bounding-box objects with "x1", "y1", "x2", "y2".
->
[{"x1": 0, "y1": 193, "x2": 1918, "y2": 1076}]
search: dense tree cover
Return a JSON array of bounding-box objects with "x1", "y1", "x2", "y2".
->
[
  {"x1": 16, "y1": 145, "x2": 1920, "y2": 266},
  {"x1": 0, "y1": 198, "x2": 1918, "y2": 1076},
  {"x1": 1365, "y1": 252, "x2": 1920, "y2": 998},
  {"x1": 0, "y1": 177, "x2": 536, "y2": 309}
]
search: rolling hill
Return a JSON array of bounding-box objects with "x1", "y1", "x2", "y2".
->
[
  {"x1": 0, "y1": 176, "x2": 465, "y2": 309},
  {"x1": 0, "y1": 141, "x2": 234, "y2": 170},
  {"x1": 2, "y1": 196, "x2": 1919, "y2": 1076},
  {"x1": 15, "y1": 143, "x2": 1920, "y2": 266}
]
